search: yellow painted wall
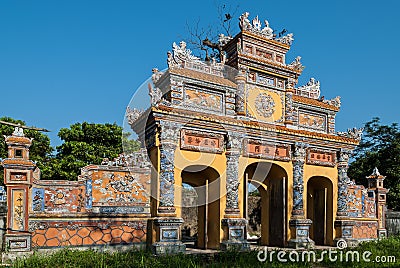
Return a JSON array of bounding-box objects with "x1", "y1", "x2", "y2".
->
[{"x1": 151, "y1": 142, "x2": 339, "y2": 247}]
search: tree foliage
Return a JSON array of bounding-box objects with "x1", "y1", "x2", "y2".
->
[
  {"x1": 41, "y1": 122, "x2": 140, "y2": 181},
  {"x1": 348, "y1": 117, "x2": 400, "y2": 210},
  {"x1": 1, "y1": 118, "x2": 140, "y2": 181}
]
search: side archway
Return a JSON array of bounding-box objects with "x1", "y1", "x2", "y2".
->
[{"x1": 307, "y1": 176, "x2": 334, "y2": 245}]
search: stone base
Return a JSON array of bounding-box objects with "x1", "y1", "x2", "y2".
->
[
  {"x1": 220, "y1": 240, "x2": 250, "y2": 251},
  {"x1": 221, "y1": 218, "x2": 249, "y2": 251},
  {"x1": 5, "y1": 234, "x2": 31, "y2": 252},
  {"x1": 151, "y1": 217, "x2": 185, "y2": 254},
  {"x1": 288, "y1": 238, "x2": 315, "y2": 249},
  {"x1": 288, "y1": 218, "x2": 314, "y2": 249},
  {"x1": 152, "y1": 242, "x2": 186, "y2": 255},
  {"x1": 378, "y1": 229, "x2": 387, "y2": 239}
]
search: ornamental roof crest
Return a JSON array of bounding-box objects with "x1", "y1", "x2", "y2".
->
[
  {"x1": 239, "y1": 12, "x2": 294, "y2": 45},
  {"x1": 295, "y1": 78, "x2": 321, "y2": 99},
  {"x1": 167, "y1": 41, "x2": 200, "y2": 68}
]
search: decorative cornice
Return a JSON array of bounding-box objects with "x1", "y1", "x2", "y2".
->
[
  {"x1": 168, "y1": 68, "x2": 236, "y2": 88},
  {"x1": 293, "y1": 95, "x2": 340, "y2": 111},
  {"x1": 239, "y1": 53, "x2": 301, "y2": 74},
  {"x1": 153, "y1": 105, "x2": 358, "y2": 145},
  {"x1": 242, "y1": 30, "x2": 290, "y2": 49}
]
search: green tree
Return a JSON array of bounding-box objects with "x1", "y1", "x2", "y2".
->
[
  {"x1": 348, "y1": 117, "x2": 400, "y2": 210},
  {"x1": 41, "y1": 122, "x2": 140, "y2": 181},
  {"x1": 0, "y1": 117, "x2": 53, "y2": 183}
]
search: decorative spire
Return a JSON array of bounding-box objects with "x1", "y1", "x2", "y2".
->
[{"x1": 367, "y1": 167, "x2": 385, "y2": 179}]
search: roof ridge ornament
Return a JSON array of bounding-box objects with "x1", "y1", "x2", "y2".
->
[
  {"x1": 167, "y1": 41, "x2": 200, "y2": 69},
  {"x1": 238, "y1": 12, "x2": 293, "y2": 44},
  {"x1": 288, "y1": 56, "x2": 305, "y2": 72},
  {"x1": 295, "y1": 77, "x2": 320, "y2": 99},
  {"x1": 337, "y1": 127, "x2": 364, "y2": 141}
]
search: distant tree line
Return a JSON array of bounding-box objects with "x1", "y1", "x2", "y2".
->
[{"x1": 0, "y1": 117, "x2": 140, "y2": 181}]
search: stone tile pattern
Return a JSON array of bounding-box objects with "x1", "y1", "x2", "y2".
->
[
  {"x1": 31, "y1": 221, "x2": 146, "y2": 247},
  {"x1": 352, "y1": 222, "x2": 378, "y2": 239}
]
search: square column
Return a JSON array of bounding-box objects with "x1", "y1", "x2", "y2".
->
[
  {"x1": 151, "y1": 121, "x2": 185, "y2": 254},
  {"x1": 221, "y1": 132, "x2": 249, "y2": 250},
  {"x1": 288, "y1": 142, "x2": 314, "y2": 248},
  {"x1": 334, "y1": 149, "x2": 358, "y2": 246}
]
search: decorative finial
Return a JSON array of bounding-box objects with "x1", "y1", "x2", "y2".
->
[{"x1": 12, "y1": 126, "x2": 24, "y2": 137}]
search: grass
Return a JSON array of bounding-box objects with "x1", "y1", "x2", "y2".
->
[{"x1": 10, "y1": 237, "x2": 400, "y2": 267}]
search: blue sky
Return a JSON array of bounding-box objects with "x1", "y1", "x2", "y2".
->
[{"x1": 0, "y1": 0, "x2": 399, "y2": 146}]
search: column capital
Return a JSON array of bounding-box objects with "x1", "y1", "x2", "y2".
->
[
  {"x1": 226, "y1": 131, "x2": 244, "y2": 154},
  {"x1": 158, "y1": 120, "x2": 182, "y2": 144},
  {"x1": 293, "y1": 142, "x2": 308, "y2": 161},
  {"x1": 338, "y1": 148, "x2": 352, "y2": 164}
]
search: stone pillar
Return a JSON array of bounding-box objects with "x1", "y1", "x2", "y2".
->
[
  {"x1": 284, "y1": 79, "x2": 295, "y2": 126},
  {"x1": 334, "y1": 148, "x2": 357, "y2": 246},
  {"x1": 221, "y1": 132, "x2": 249, "y2": 250},
  {"x1": 288, "y1": 142, "x2": 314, "y2": 249},
  {"x1": 1, "y1": 127, "x2": 34, "y2": 252},
  {"x1": 152, "y1": 121, "x2": 185, "y2": 254}
]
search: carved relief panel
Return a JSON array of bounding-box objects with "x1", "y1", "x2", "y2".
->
[
  {"x1": 182, "y1": 85, "x2": 224, "y2": 114},
  {"x1": 298, "y1": 109, "x2": 327, "y2": 132},
  {"x1": 246, "y1": 85, "x2": 284, "y2": 123}
]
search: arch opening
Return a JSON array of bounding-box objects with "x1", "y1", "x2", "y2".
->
[
  {"x1": 180, "y1": 165, "x2": 221, "y2": 249},
  {"x1": 307, "y1": 176, "x2": 333, "y2": 246},
  {"x1": 244, "y1": 162, "x2": 288, "y2": 247}
]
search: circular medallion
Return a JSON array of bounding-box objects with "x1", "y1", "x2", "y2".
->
[{"x1": 255, "y1": 93, "x2": 275, "y2": 118}]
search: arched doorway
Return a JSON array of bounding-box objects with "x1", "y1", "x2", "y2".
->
[
  {"x1": 307, "y1": 176, "x2": 333, "y2": 245},
  {"x1": 244, "y1": 162, "x2": 288, "y2": 247},
  {"x1": 181, "y1": 165, "x2": 221, "y2": 249}
]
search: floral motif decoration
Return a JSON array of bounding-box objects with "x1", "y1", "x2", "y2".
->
[{"x1": 255, "y1": 93, "x2": 275, "y2": 118}]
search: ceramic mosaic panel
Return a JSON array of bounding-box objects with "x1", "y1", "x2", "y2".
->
[
  {"x1": 91, "y1": 171, "x2": 150, "y2": 207},
  {"x1": 42, "y1": 187, "x2": 85, "y2": 213},
  {"x1": 347, "y1": 185, "x2": 376, "y2": 218},
  {"x1": 243, "y1": 138, "x2": 290, "y2": 161},
  {"x1": 180, "y1": 129, "x2": 224, "y2": 154},
  {"x1": 298, "y1": 110, "x2": 327, "y2": 131},
  {"x1": 183, "y1": 86, "x2": 224, "y2": 113}
]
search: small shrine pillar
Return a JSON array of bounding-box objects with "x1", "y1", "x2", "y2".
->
[
  {"x1": 221, "y1": 132, "x2": 249, "y2": 250},
  {"x1": 1, "y1": 127, "x2": 35, "y2": 252},
  {"x1": 288, "y1": 142, "x2": 314, "y2": 249},
  {"x1": 151, "y1": 120, "x2": 185, "y2": 254},
  {"x1": 367, "y1": 167, "x2": 388, "y2": 238},
  {"x1": 334, "y1": 149, "x2": 356, "y2": 246}
]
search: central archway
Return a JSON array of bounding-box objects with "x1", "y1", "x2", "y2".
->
[
  {"x1": 180, "y1": 165, "x2": 221, "y2": 249},
  {"x1": 244, "y1": 162, "x2": 288, "y2": 247}
]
